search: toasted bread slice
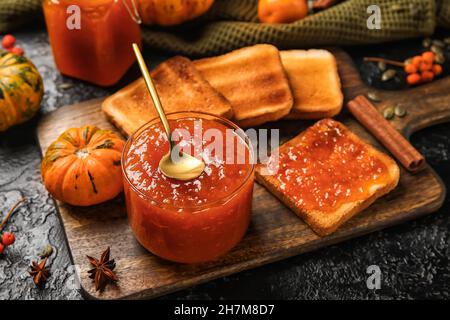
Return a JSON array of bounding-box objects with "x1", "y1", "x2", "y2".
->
[
  {"x1": 280, "y1": 50, "x2": 343, "y2": 119},
  {"x1": 256, "y1": 119, "x2": 400, "y2": 236},
  {"x1": 102, "y1": 56, "x2": 233, "y2": 136},
  {"x1": 194, "y1": 44, "x2": 293, "y2": 127}
]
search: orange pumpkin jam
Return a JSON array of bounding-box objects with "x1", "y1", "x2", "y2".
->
[
  {"x1": 122, "y1": 113, "x2": 254, "y2": 263},
  {"x1": 266, "y1": 119, "x2": 391, "y2": 213}
]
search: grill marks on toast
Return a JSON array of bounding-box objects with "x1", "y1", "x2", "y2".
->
[
  {"x1": 101, "y1": 56, "x2": 233, "y2": 136},
  {"x1": 194, "y1": 44, "x2": 294, "y2": 127}
]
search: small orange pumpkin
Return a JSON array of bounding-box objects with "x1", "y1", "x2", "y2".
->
[
  {"x1": 41, "y1": 125, "x2": 125, "y2": 206},
  {"x1": 0, "y1": 50, "x2": 44, "y2": 131},
  {"x1": 138, "y1": 0, "x2": 214, "y2": 26},
  {"x1": 258, "y1": 0, "x2": 308, "y2": 24}
]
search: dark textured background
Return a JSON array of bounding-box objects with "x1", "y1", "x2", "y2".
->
[{"x1": 0, "y1": 29, "x2": 448, "y2": 300}]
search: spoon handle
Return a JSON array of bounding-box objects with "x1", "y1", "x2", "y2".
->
[{"x1": 132, "y1": 43, "x2": 172, "y2": 144}]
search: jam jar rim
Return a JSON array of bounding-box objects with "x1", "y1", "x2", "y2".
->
[{"x1": 121, "y1": 111, "x2": 255, "y2": 211}]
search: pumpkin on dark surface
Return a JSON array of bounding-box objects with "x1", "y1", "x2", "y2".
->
[
  {"x1": 0, "y1": 50, "x2": 44, "y2": 132},
  {"x1": 41, "y1": 125, "x2": 125, "y2": 206}
]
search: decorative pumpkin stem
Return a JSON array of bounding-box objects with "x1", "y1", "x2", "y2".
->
[
  {"x1": 0, "y1": 198, "x2": 26, "y2": 231},
  {"x1": 75, "y1": 148, "x2": 90, "y2": 159}
]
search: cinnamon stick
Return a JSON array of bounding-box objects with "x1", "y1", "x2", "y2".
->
[{"x1": 347, "y1": 95, "x2": 425, "y2": 172}]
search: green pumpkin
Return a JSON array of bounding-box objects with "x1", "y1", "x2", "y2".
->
[{"x1": 0, "y1": 50, "x2": 44, "y2": 132}]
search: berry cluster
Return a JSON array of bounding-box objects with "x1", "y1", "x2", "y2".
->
[
  {"x1": 1, "y1": 34, "x2": 24, "y2": 56},
  {"x1": 0, "y1": 232, "x2": 16, "y2": 254},
  {"x1": 0, "y1": 199, "x2": 24, "y2": 255},
  {"x1": 404, "y1": 51, "x2": 443, "y2": 85}
]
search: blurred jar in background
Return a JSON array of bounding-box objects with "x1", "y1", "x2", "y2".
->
[{"x1": 43, "y1": 0, "x2": 141, "y2": 86}]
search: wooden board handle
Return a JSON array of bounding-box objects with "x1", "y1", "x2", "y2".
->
[
  {"x1": 386, "y1": 77, "x2": 450, "y2": 137},
  {"x1": 361, "y1": 77, "x2": 450, "y2": 137}
]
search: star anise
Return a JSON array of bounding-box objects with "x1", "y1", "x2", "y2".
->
[
  {"x1": 87, "y1": 246, "x2": 118, "y2": 291},
  {"x1": 29, "y1": 257, "x2": 50, "y2": 286}
]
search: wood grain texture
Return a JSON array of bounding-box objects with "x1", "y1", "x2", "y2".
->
[{"x1": 36, "y1": 49, "x2": 447, "y2": 300}]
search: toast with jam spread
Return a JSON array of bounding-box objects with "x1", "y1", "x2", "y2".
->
[
  {"x1": 280, "y1": 50, "x2": 343, "y2": 119},
  {"x1": 255, "y1": 119, "x2": 400, "y2": 236},
  {"x1": 102, "y1": 56, "x2": 233, "y2": 136},
  {"x1": 194, "y1": 44, "x2": 294, "y2": 127}
]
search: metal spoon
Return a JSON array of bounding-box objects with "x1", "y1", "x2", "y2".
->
[{"x1": 132, "y1": 44, "x2": 205, "y2": 181}]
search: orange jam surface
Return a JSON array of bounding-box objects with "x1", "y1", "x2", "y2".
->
[
  {"x1": 124, "y1": 118, "x2": 252, "y2": 207},
  {"x1": 122, "y1": 117, "x2": 254, "y2": 263},
  {"x1": 269, "y1": 119, "x2": 390, "y2": 212}
]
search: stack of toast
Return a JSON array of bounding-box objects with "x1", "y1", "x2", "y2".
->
[{"x1": 102, "y1": 45, "x2": 343, "y2": 133}]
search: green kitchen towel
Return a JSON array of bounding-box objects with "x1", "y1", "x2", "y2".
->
[
  {"x1": 436, "y1": 0, "x2": 450, "y2": 27},
  {"x1": 0, "y1": 0, "x2": 448, "y2": 57},
  {"x1": 0, "y1": 0, "x2": 42, "y2": 33},
  {"x1": 141, "y1": 0, "x2": 440, "y2": 56}
]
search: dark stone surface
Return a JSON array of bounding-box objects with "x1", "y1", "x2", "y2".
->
[{"x1": 0, "y1": 30, "x2": 448, "y2": 300}]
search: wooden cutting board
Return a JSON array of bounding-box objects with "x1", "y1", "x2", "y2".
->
[{"x1": 37, "y1": 49, "x2": 448, "y2": 300}]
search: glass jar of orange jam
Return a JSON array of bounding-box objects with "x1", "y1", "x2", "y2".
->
[
  {"x1": 122, "y1": 112, "x2": 255, "y2": 263},
  {"x1": 42, "y1": 0, "x2": 141, "y2": 86}
]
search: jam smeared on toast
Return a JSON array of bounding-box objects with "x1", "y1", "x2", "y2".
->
[{"x1": 268, "y1": 119, "x2": 391, "y2": 212}]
